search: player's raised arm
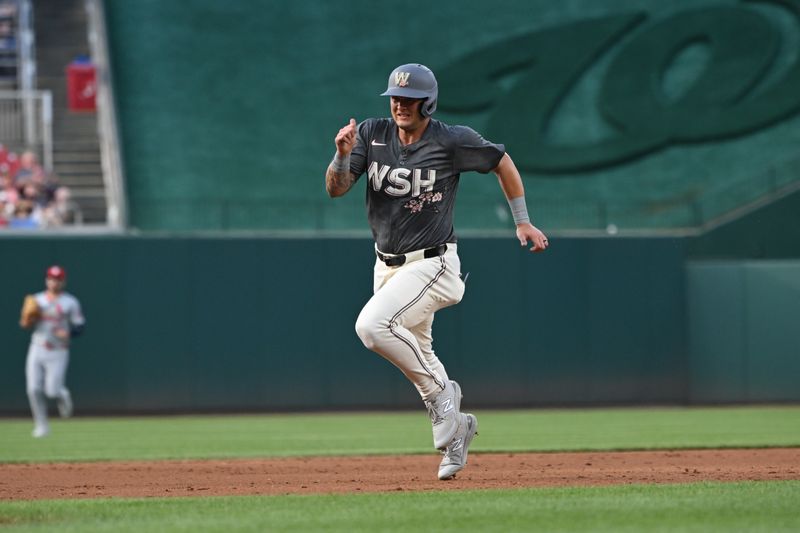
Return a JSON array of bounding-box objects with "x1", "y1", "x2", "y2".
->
[
  {"x1": 493, "y1": 153, "x2": 549, "y2": 253},
  {"x1": 326, "y1": 118, "x2": 358, "y2": 197}
]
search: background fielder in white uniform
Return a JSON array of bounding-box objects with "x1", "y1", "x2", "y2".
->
[
  {"x1": 326, "y1": 63, "x2": 548, "y2": 480},
  {"x1": 22, "y1": 265, "x2": 85, "y2": 438}
]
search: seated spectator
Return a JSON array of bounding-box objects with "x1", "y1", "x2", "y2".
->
[
  {"x1": 0, "y1": 1, "x2": 17, "y2": 18},
  {"x1": 13, "y1": 151, "x2": 44, "y2": 186},
  {"x1": 0, "y1": 197, "x2": 8, "y2": 227},
  {"x1": 20, "y1": 181, "x2": 50, "y2": 209},
  {"x1": 0, "y1": 187, "x2": 12, "y2": 220},
  {"x1": 8, "y1": 199, "x2": 39, "y2": 229},
  {"x1": 0, "y1": 142, "x2": 83, "y2": 230},
  {"x1": 3, "y1": 151, "x2": 19, "y2": 180},
  {"x1": 15, "y1": 151, "x2": 59, "y2": 202},
  {"x1": 1, "y1": 168, "x2": 18, "y2": 203},
  {"x1": 42, "y1": 186, "x2": 83, "y2": 227},
  {"x1": 30, "y1": 169, "x2": 58, "y2": 202}
]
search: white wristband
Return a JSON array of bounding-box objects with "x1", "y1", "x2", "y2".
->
[
  {"x1": 331, "y1": 153, "x2": 350, "y2": 174},
  {"x1": 508, "y1": 196, "x2": 530, "y2": 225}
]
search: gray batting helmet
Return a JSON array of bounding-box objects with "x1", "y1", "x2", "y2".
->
[{"x1": 380, "y1": 63, "x2": 438, "y2": 117}]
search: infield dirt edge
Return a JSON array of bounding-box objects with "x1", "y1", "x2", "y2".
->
[{"x1": 2, "y1": 448, "x2": 799, "y2": 500}]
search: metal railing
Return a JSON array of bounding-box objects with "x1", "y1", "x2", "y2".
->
[
  {"x1": 86, "y1": 0, "x2": 126, "y2": 229},
  {"x1": 0, "y1": 88, "x2": 52, "y2": 170},
  {"x1": 16, "y1": 0, "x2": 34, "y2": 92}
]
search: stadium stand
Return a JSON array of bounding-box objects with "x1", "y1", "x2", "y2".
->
[
  {"x1": 0, "y1": 145, "x2": 82, "y2": 228},
  {"x1": 0, "y1": 0, "x2": 17, "y2": 88},
  {"x1": 0, "y1": 0, "x2": 105, "y2": 228},
  {"x1": 33, "y1": 0, "x2": 105, "y2": 224}
]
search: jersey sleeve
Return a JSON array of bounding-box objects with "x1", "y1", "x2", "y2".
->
[
  {"x1": 69, "y1": 296, "x2": 86, "y2": 327},
  {"x1": 452, "y1": 126, "x2": 505, "y2": 174},
  {"x1": 349, "y1": 119, "x2": 374, "y2": 178}
]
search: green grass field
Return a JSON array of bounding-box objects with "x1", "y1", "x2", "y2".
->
[{"x1": 1, "y1": 406, "x2": 799, "y2": 532}]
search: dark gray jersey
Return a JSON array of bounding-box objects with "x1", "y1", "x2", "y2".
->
[{"x1": 350, "y1": 118, "x2": 505, "y2": 254}]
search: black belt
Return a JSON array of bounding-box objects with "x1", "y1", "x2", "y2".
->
[{"x1": 376, "y1": 243, "x2": 448, "y2": 267}]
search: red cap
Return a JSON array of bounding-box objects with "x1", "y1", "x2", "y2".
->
[{"x1": 46, "y1": 265, "x2": 66, "y2": 280}]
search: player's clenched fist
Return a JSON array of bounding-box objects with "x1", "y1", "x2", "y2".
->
[
  {"x1": 335, "y1": 118, "x2": 358, "y2": 155},
  {"x1": 327, "y1": 119, "x2": 358, "y2": 197}
]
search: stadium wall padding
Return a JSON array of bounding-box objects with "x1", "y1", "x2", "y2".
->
[
  {"x1": 687, "y1": 191, "x2": 800, "y2": 259},
  {"x1": 1, "y1": 235, "x2": 796, "y2": 414},
  {"x1": 0, "y1": 235, "x2": 685, "y2": 413},
  {"x1": 686, "y1": 260, "x2": 800, "y2": 403}
]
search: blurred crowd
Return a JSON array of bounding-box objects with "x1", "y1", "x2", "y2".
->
[{"x1": 0, "y1": 143, "x2": 82, "y2": 229}]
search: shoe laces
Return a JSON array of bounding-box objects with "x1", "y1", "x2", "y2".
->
[
  {"x1": 426, "y1": 384, "x2": 452, "y2": 425},
  {"x1": 426, "y1": 400, "x2": 444, "y2": 425}
]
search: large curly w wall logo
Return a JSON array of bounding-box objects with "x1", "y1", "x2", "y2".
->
[{"x1": 436, "y1": 0, "x2": 800, "y2": 173}]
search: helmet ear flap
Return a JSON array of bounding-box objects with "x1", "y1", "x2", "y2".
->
[{"x1": 421, "y1": 95, "x2": 437, "y2": 118}]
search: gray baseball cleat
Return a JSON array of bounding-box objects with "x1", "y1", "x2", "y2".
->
[
  {"x1": 426, "y1": 380, "x2": 463, "y2": 449},
  {"x1": 437, "y1": 412, "x2": 478, "y2": 480}
]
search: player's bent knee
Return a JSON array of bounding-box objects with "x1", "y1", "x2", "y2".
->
[
  {"x1": 355, "y1": 317, "x2": 378, "y2": 350},
  {"x1": 355, "y1": 313, "x2": 391, "y2": 351}
]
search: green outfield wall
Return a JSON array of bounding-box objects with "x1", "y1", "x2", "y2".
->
[
  {"x1": 1, "y1": 235, "x2": 688, "y2": 413},
  {"x1": 687, "y1": 260, "x2": 800, "y2": 403},
  {"x1": 688, "y1": 190, "x2": 800, "y2": 259},
  {"x1": 1, "y1": 234, "x2": 797, "y2": 414}
]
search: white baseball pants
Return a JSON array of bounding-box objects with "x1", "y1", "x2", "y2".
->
[
  {"x1": 26, "y1": 343, "x2": 70, "y2": 431},
  {"x1": 355, "y1": 243, "x2": 465, "y2": 401}
]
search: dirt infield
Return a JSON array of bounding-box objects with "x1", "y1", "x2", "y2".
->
[{"x1": 1, "y1": 448, "x2": 798, "y2": 500}]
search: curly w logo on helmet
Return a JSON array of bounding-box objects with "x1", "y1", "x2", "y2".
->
[{"x1": 394, "y1": 72, "x2": 410, "y2": 87}]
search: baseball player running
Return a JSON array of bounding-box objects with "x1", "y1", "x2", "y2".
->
[
  {"x1": 19, "y1": 265, "x2": 85, "y2": 438},
  {"x1": 326, "y1": 63, "x2": 548, "y2": 479}
]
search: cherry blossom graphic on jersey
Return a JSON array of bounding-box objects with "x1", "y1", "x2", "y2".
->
[{"x1": 404, "y1": 191, "x2": 443, "y2": 213}]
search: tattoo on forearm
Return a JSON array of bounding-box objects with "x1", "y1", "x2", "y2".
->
[{"x1": 326, "y1": 166, "x2": 355, "y2": 195}]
